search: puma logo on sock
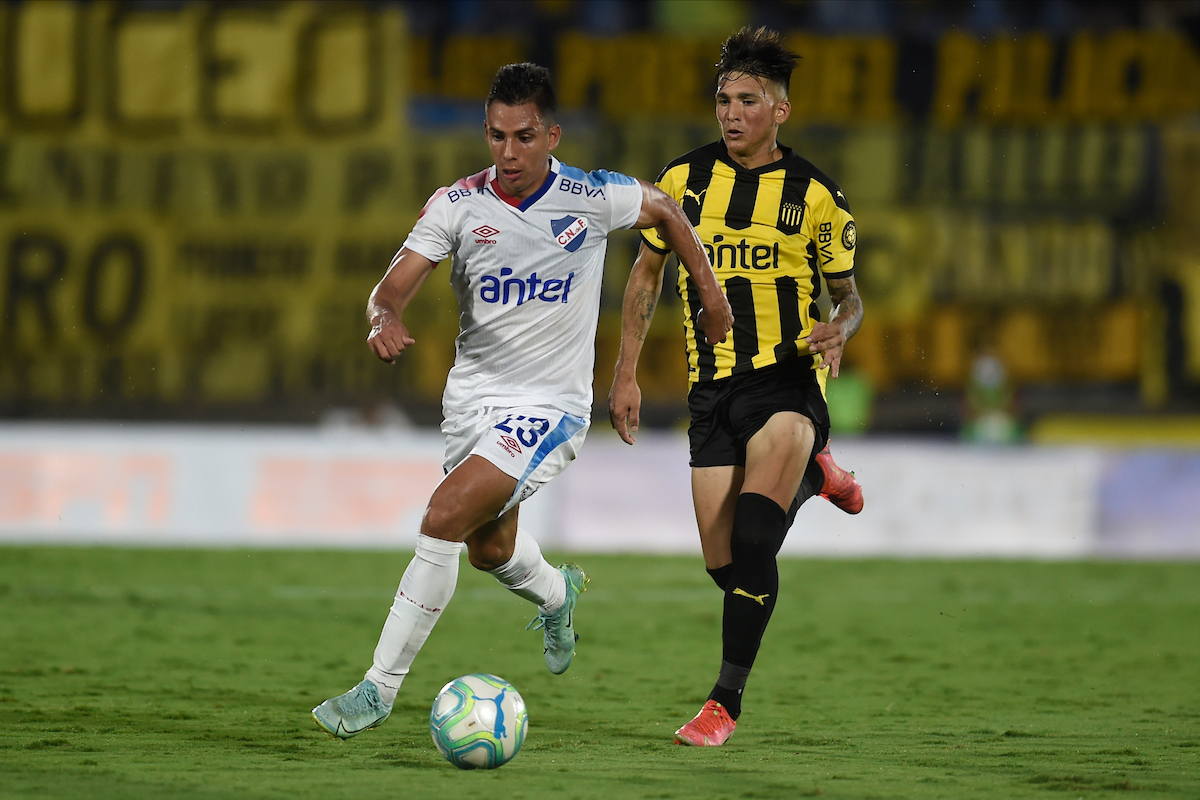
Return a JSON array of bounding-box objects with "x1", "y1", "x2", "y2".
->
[{"x1": 732, "y1": 588, "x2": 769, "y2": 605}]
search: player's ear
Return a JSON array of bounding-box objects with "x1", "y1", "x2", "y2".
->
[
  {"x1": 775, "y1": 100, "x2": 791, "y2": 126},
  {"x1": 547, "y1": 123, "x2": 562, "y2": 152}
]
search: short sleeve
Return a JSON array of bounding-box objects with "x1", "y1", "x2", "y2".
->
[
  {"x1": 639, "y1": 165, "x2": 684, "y2": 254},
  {"x1": 591, "y1": 170, "x2": 643, "y2": 233},
  {"x1": 402, "y1": 187, "x2": 456, "y2": 264},
  {"x1": 806, "y1": 182, "x2": 856, "y2": 279}
]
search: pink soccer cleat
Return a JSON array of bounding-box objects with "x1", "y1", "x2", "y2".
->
[
  {"x1": 674, "y1": 700, "x2": 737, "y2": 747},
  {"x1": 816, "y1": 443, "x2": 863, "y2": 514}
]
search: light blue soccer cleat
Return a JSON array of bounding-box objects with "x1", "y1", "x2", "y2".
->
[
  {"x1": 311, "y1": 679, "x2": 391, "y2": 739},
  {"x1": 527, "y1": 563, "x2": 588, "y2": 675}
]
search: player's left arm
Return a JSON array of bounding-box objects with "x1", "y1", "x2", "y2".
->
[
  {"x1": 804, "y1": 186, "x2": 864, "y2": 378},
  {"x1": 805, "y1": 275, "x2": 863, "y2": 378},
  {"x1": 630, "y1": 179, "x2": 733, "y2": 346}
]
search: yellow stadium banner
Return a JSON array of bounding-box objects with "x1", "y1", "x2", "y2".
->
[
  {"x1": 0, "y1": 1, "x2": 474, "y2": 414},
  {"x1": 1, "y1": 3, "x2": 1192, "y2": 418}
]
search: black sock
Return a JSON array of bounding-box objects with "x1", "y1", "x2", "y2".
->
[
  {"x1": 708, "y1": 661, "x2": 751, "y2": 720},
  {"x1": 717, "y1": 492, "x2": 788, "y2": 708},
  {"x1": 787, "y1": 460, "x2": 823, "y2": 527},
  {"x1": 708, "y1": 685, "x2": 742, "y2": 719},
  {"x1": 706, "y1": 563, "x2": 733, "y2": 591}
]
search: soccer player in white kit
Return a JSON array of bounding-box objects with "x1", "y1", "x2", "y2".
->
[{"x1": 312, "y1": 63, "x2": 734, "y2": 740}]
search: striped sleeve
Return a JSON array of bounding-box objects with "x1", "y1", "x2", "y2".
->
[
  {"x1": 805, "y1": 181, "x2": 856, "y2": 279},
  {"x1": 639, "y1": 164, "x2": 685, "y2": 254}
]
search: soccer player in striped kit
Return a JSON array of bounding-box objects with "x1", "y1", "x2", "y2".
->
[
  {"x1": 312, "y1": 63, "x2": 733, "y2": 740},
  {"x1": 608, "y1": 27, "x2": 865, "y2": 746}
]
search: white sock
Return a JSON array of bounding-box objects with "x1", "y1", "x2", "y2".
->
[
  {"x1": 488, "y1": 528, "x2": 566, "y2": 614},
  {"x1": 365, "y1": 534, "x2": 463, "y2": 707}
]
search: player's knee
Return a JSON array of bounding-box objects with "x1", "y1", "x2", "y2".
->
[
  {"x1": 730, "y1": 493, "x2": 788, "y2": 563},
  {"x1": 420, "y1": 501, "x2": 465, "y2": 542},
  {"x1": 731, "y1": 529, "x2": 782, "y2": 564}
]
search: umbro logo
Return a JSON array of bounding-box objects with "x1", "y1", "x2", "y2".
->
[{"x1": 473, "y1": 225, "x2": 499, "y2": 244}]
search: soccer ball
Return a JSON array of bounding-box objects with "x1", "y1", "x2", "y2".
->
[{"x1": 430, "y1": 673, "x2": 528, "y2": 769}]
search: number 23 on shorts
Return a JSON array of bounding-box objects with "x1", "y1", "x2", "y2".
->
[{"x1": 494, "y1": 415, "x2": 550, "y2": 447}]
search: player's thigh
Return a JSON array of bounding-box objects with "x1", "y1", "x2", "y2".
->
[
  {"x1": 741, "y1": 411, "x2": 816, "y2": 509},
  {"x1": 423, "y1": 454, "x2": 518, "y2": 543},
  {"x1": 692, "y1": 465, "x2": 743, "y2": 570},
  {"x1": 448, "y1": 406, "x2": 588, "y2": 516}
]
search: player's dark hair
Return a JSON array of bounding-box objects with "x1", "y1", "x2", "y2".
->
[
  {"x1": 715, "y1": 26, "x2": 798, "y2": 96},
  {"x1": 486, "y1": 62, "x2": 556, "y2": 124}
]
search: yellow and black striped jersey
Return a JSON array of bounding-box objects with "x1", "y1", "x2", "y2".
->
[{"x1": 642, "y1": 141, "x2": 856, "y2": 383}]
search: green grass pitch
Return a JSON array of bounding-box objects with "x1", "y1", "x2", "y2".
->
[{"x1": 1, "y1": 546, "x2": 1197, "y2": 799}]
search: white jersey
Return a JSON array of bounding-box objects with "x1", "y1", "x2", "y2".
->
[{"x1": 402, "y1": 156, "x2": 643, "y2": 418}]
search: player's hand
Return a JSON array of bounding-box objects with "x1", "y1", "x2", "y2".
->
[
  {"x1": 367, "y1": 316, "x2": 416, "y2": 363},
  {"x1": 696, "y1": 295, "x2": 733, "y2": 345},
  {"x1": 805, "y1": 320, "x2": 846, "y2": 377},
  {"x1": 607, "y1": 374, "x2": 642, "y2": 445}
]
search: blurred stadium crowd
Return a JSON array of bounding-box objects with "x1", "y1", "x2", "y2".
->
[{"x1": 2, "y1": 0, "x2": 1199, "y2": 438}]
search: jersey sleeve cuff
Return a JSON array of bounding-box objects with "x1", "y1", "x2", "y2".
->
[
  {"x1": 403, "y1": 241, "x2": 444, "y2": 267},
  {"x1": 823, "y1": 267, "x2": 855, "y2": 279},
  {"x1": 640, "y1": 233, "x2": 670, "y2": 255}
]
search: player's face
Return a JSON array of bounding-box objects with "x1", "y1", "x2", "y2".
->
[
  {"x1": 716, "y1": 73, "x2": 790, "y2": 166},
  {"x1": 484, "y1": 102, "x2": 561, "y2": 200}
]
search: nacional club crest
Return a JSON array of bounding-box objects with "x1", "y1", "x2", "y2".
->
[{"x1": 551, "y1": 215, "x2": 588, "y2": 252}]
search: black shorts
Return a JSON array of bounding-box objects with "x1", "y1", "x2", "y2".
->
[{"x1": 687, "y1": 358, "x2": 830, "y2": 470}]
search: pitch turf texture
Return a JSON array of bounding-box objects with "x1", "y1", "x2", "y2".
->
[{"x1": 1, "y1": 548, "x2": 1197, "y2": 800}]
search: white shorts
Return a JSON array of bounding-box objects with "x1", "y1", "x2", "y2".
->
[{"x1": 441, "y1": 405, "x2": 590, "y2": 515}]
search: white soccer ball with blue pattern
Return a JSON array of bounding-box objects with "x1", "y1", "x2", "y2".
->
[{"x1": 430, "y1": 673, "x2": 528, "y2": 769}]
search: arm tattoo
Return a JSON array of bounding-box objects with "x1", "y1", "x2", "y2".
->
[
  {"x1": 826, "y1": 276, "x2": 863, "y2": 340},
  {"x1": 633, "y1": 288, "x2": 658, "y2": 343}
]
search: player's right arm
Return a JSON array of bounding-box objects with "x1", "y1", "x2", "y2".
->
[
  {"x1": 632, "y1": 179, "x2": 732, "y2": 347},
  {"x1": 368, "y1": 180, "x2": 460, "y2": 364},
  {"x1": 608, "y1": 242, "x2": 669, "y2": 445},
  {"x1": 365, "y1": 247, "x2": 438, "y2": 364}
]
